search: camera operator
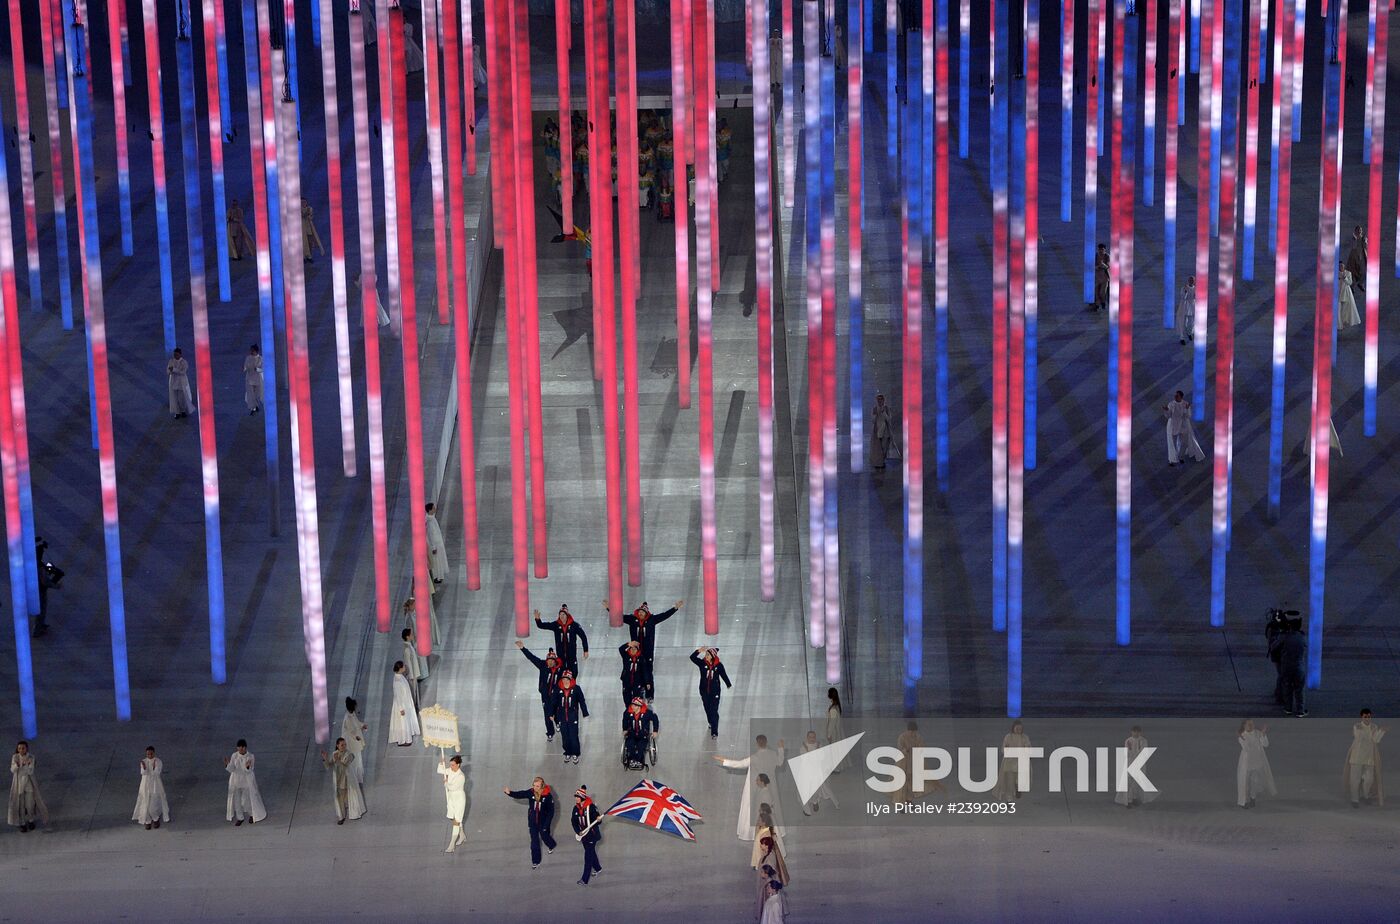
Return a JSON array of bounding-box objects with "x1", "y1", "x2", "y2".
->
[
  {"x1": 32, "y1": 537, "x2": 63, "y2": 638},
  {"x1": 1268, "y1": 613, "x2": 1308, "y2": 717},
  {"x1": 1264, "y1": 609, "x2": 1298, "y2": 705}
]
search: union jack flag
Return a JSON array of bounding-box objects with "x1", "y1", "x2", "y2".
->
[{"x1": 604, "y1": 779, "x2": 703, "y2": 841}]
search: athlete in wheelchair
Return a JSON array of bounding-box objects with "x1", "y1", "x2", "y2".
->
[{"x1": 620, "y1": 697, "x2": 660, "y2": 770}]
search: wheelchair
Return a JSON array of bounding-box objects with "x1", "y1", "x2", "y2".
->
[{"x1": 619, "y1": 733, "x2": 659, "y2": 771}]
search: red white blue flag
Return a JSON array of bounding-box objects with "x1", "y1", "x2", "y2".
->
[{"x1": 604, "y1": 779, "x2": 703, "y2": 841}]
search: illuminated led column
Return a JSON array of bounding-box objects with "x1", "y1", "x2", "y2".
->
[
  {"x1": 922, "y1": 0, "x2": 934, "y2": 248},
  {"x1": 1164, "y1": 0, "x2": 1181, "y2": 328},
  {"x1": 483, "y1": 0, "x2": 530, "y2": 634},
  {"x1": 669, "y1": 0, "x2": 691, "y2": 408},
  {"x1": 1290, "y1": 0, "x2": 1302, "y2": 142},
  {"x1": 213, "y1": 0, "x2": 232, "y2": 132},
  {"x1": 104, "y1": 0, "x2": 133, "y2": 255},
  {"x1": 37, "y1": 0, "x2": 75, "y2": 330},
  {"x1": 271, "y1": 40, "x2": 329, "y2": 740},
  {"x1": 1308, "y1": 0, "x2": 1345, "y2": 687},
  {"x1": 1266, "y1": 0, "x2": 1294, "y2": 518},
  {"x1": 1060, "y1": 0, "x2": 1073, "y2": 222},
  {"x1": 420, "y1": 0, "x2": 451, "y2": 326},
  {"x1": 1208, "y1": 0, "x2": 1240, "y2": 628},
  {"x1": 0, "y1": 179, "x2": 35, "y2": 734},
  {"x1": 887, "y1": 0, "x2": 897, "y2": 167},
  {"x1": 135, "y1": 0, "x2": 177, "y2": 352},
  {"x1": 1365, "y1": 0, "x2": 1387, "y2": 436},
  {"x1": 0, "y1": 68, "x2": 39, "y2": 636},
  {"x1": 1363, "y1": 0, "x2": 1378, "y2": 164},
  {"x1": 1083, "y1": 0, "x2": 1101, "y2": 304},
  {"x1": 317, "y1": 0, "x2": 357, "y2": 478},
  {"x1": 935, "y1": 0, "x2": 950, "y2": 492},
  {"x1": 755, "y1": 0, "x2": 776, "y2": 599},
  {"x1": 239, "y1": 0, "x2": 283, "y2": 540},
  {"x1": 439, "y1": 0, "x2": 481, "y2": 587},
  {"x1": 346, "y1": 1, "x2": 394, "y2": 619},
  {"x1": 506, "y1": 0, "x2": 548, "y2": 580},
  {"x1": 255, "y1": 1, "x2": 287, "y2": 345},
  {"x1": 803, "y1": 0, "x2": 825, "y2": 648},
  {"x1": 820, "y1": 7, "x2": 840, "y2": 680},
  {"x1": 1114, "y1": 0, "x2": 1136, "y2": 643},
  {"x1": 694, "y1": 0, "x2": 719, "y2": 635},
  {"x1": 375, "y1": 0, "x2": 401, "y2": 330},
  {"x1": 198, "y1": 0, "x2": 230, "y2": 301},
  {"x1": 782, "y1": 0, "x2": 795, "y2": 208},
  {"x1": 63, "y1": 4, "x2": 131, "y2": 719},
  {"x1": 1143, "y1": 0, "x2": 1157, "y2": 206},
  {"x1": 174, "y1": 0, "x2": 228, "y2": 682},
  {"x1": 6, "y1": 2, "x2": 41, "y2": 309},
  {"x1": 902, "y1": 45, "x2": 924, "y2": 691},
  {"x1": 386, "y1": 3, "x2": 435, "y2": 652},
  {"x1": 706, "y1": 0, "x2": 719, "y2": 293},
  {"x1": 281, "y1": 0, "x2": 303, "y2": 144},
  {"x1": 616, "y1": 0, "x2": 643, "y2": 586},
  {"x1": 1191, "y1": 0, "x2": 1212, "y2": 421},
  {"x1": 959, "y1": 0, "x2": 969, "y2": 157},
  {"x1": 1191, "y1": 0, "x2": 1200, "y2": 69},
  {"x1": 1241, "y1": 0, "x2": 1260, "y2": 280},
  {"x1": 849, "y1": 0, "x2": 864, "y2": 476},
  {"x1": 582, "y1": 0, "x2": 622, "y2": 615},
  {"x1": 555, "y1": 0, "x2": 572, "y2": 230},
  {"x1": 462, "y1": 0, "x2": 476, "y2": 173},
  {"x1": 1025, "y1": 0, "x2": 1039, "y2": 472},
  {"x1": 1208, "y1": 0, "x2": 1222, "y2": 236},
  {"x1": 992, "y1": 0, "x2": 1007, "y2": 632},
  {"x1": 1008, "y1": 0, "x2": 1026, "y2": 709}
]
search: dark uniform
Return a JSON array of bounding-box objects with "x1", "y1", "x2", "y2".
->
[
  {"x1": 622, "y1": 699, "x2": 660, "y2": 767},
  {"x1": 618, "y1": 643, "x2": 652, "y2": 707},
  {"x1": 623, "y1": 605, "x2": 678, "y2": 699},
  {"x1": 1273, "y1": 627, "x2": 1308, "y2": 716},
  {"x1": 521, "y1": 646, "x2": 564, "y2": 739},
  {"x1": 690, "y1": 649, "x2": 733, "y2": 738},
  {"x1": 571, "y1": 788, "x2": 603, "y2": 885},
  {"x1": 536, "y1": 609, "x2": 590, "y2": 675},
  {"x1": 504, "y1": 783, "x2": 558, "y2": 866},
  {"x1": 552, "y1": 676, "x2": 590, "y2": 762}
]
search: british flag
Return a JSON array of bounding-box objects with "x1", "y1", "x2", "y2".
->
[{"x1": 604, "y1": 779, "x2": 703, "y2": 841}]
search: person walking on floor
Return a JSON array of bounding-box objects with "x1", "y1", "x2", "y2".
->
[
  {"x1": 301, "y1": 199, "x2": 325, "y2": 261},
  {"x1": 439, "y1": 755, "x2": 467, "y2": 852},
  {"x1": 224, "y1": 739, "x2": 267, "y2": 826},
  {"x1": 133, "y1": 746, "x2": 169, "y2": 830},
  {"x1": 8, "y1": 741, "x2": 47, "y2": 832},
  {"x1": 503, "y1": 776, "x2": 557, "y2": 869},
  {"x1": 690, "y1": 647, "x2": 732, "y2": 738},
  {"x1": 552, "y1": 671, "x2": 590, "y2": 764},
  {"x1": 1164, "y1": 391, "x2": 1206, "y2": 465},
  {"x1": 388, "y1": 662, "x2": 421, "y2": 746},
  {"x1": 614, "y1": 599, "x2": 683, "y2": 699},
  {"x1": 571, "y1": 786, "x2": 603, "y2": 885},
  {"x1": 167, "y1": 348, "x2": 194, "y2": 419},
  {"x1": 535, "y1": 606, "x2": 590, "y2": 676},
  {"x1": 320, "y1": 738, "x2": 366, "y2": 824},
  {"x1": 1345, "y1": 709, "x2": 1385, "y2": 808},
  {"x1": 243, "y1": 345, "x2": 264, "y2": 414},
  {"x1": 870, "y1": 392, "x2": 900, "y2": 470},
  {"x1": 516, "y1": 642, "x2": 564, "y2": 741},
  {"x1": 341, "y1": 697, "x2": 368, "y2": 783},
  {"x1": 425, "y1": 503, "x2": 449, "y2": 588}
]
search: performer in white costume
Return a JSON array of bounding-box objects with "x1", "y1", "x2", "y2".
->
[
  {"x1": 1236, "y1": 720, "x2": 1276, "y2": 809},
  {"x1": 425, "y1": 503, "x2": 449, "y2": 586},
  {"x1": 438, "y1": 755, "x2": 467, "y2": 852},
  {"x1": 133, "y1": 746, "x2": 170, "y2": 829},
  {"x1": 341, "y1": 697, "x2": 369, "y2": 784},
  {"x1": 715, "y1": 735, "x2": 787, "y2": 841},
  {"x1": 167, "y1": 348, "x2": 194, "y2": 418},
  {"x1": 224, "y1": 739, "x2": 267, "y2": 825},
  {"x1": 321, "y1": 738, "x2": 366, "y2": 824},
  {"x1": 243, "y1": 345, "x2": 264, "y2": 414},
  {"x1": 389, "y1": 662, "x2": 421, "y2": 746}
]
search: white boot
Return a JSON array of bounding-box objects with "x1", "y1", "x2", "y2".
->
[{"x1": 445, "y1": 827, "x2": 458, "y2": 853}]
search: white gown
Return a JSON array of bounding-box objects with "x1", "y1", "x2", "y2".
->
[
  {"x1": 1114, "y1": 735, "x2": 1158, "y2": 805},
  {"x1": 1339, "y1": 269, "x2": 1362, "y2": 330},
  {"x1": 1165, "y1": 399, "x2": 1206, "y2": 464},
  {"x1": 133, "y1": 756, "x2": 171, "y2": 824},
  {"x1": 438, "y1": 763, "x2": 467, "y2": 822},
  {"x1": 341, "y1": 709, "x2": 368, "y2": 783},
  {"x1": 388, "y1": 673, "x2": 421, "y2": 745},
  {"x1": 243, "y1": 354, "x2": 264, "y2": 411},
  {"x1": 7, "y1": 752, "x2": 48, "y2": 827},
  {"x1": 225, "y1": 751, "x2": 268, "y2": 823},
  {"x1": 426, "y1": 513, "x2": 450, "y2": 583},
  {"x1": 800, "y1": 739, "x2": 838, "y2": 813},
  {"x1": 1236, "y1": 730, "x2": 1276, "y2": 806},
  {"x1": 324, "y1": 750, "x2": 367, "y2": 821},
  {"x1": 1175, "y1": 283, "x2": 1195, "y2": 342},
  {"x1": 721, "y1": 746, "x2": 787, "y2": 841},
  {"x1": 167, "y1": 358, "x2": 194, "y2": 415}
]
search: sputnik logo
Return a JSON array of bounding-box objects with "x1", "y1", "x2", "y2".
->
[{"x1": 787, "y1": 733, "x2": 865, "y2": 804}]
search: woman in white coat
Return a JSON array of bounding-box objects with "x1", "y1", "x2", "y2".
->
[
  {"x1": 8, "y1": 740, "x2": 48, "y2": 832},
  {"x1": 133, "y1": 746, "x2": 170, "y2": 829},
  {"x1": 166, "y1": 348, "x2": 194, "y2": 418},
  {"x1": 1236, "y1": 719, "x2": 1276, "y2": 808},
  {"x1": 1339, "y1": 266, "x2": 1362, "y2": 330},
  {"x1": 388, "y1": 662, "x2": 421, "y2": 746},
  {"x1": 243, "y1": 345, "x2": 264, "y2": 414},
  {"x1": 321, "y1": 738, "x2": 366, "y2": 824},
  {"x1": 438, "y1": 755, "x2": 467, "y2": 852},
  {"x1": 224, "y1": 739, "x2": 268, "y2": 825},
  {"x1": 825, "y1": 688, "x2": 852, "y2": 772},
  {"x1": 341, "y1": 697, "x2": 368, "y2": 783}
]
